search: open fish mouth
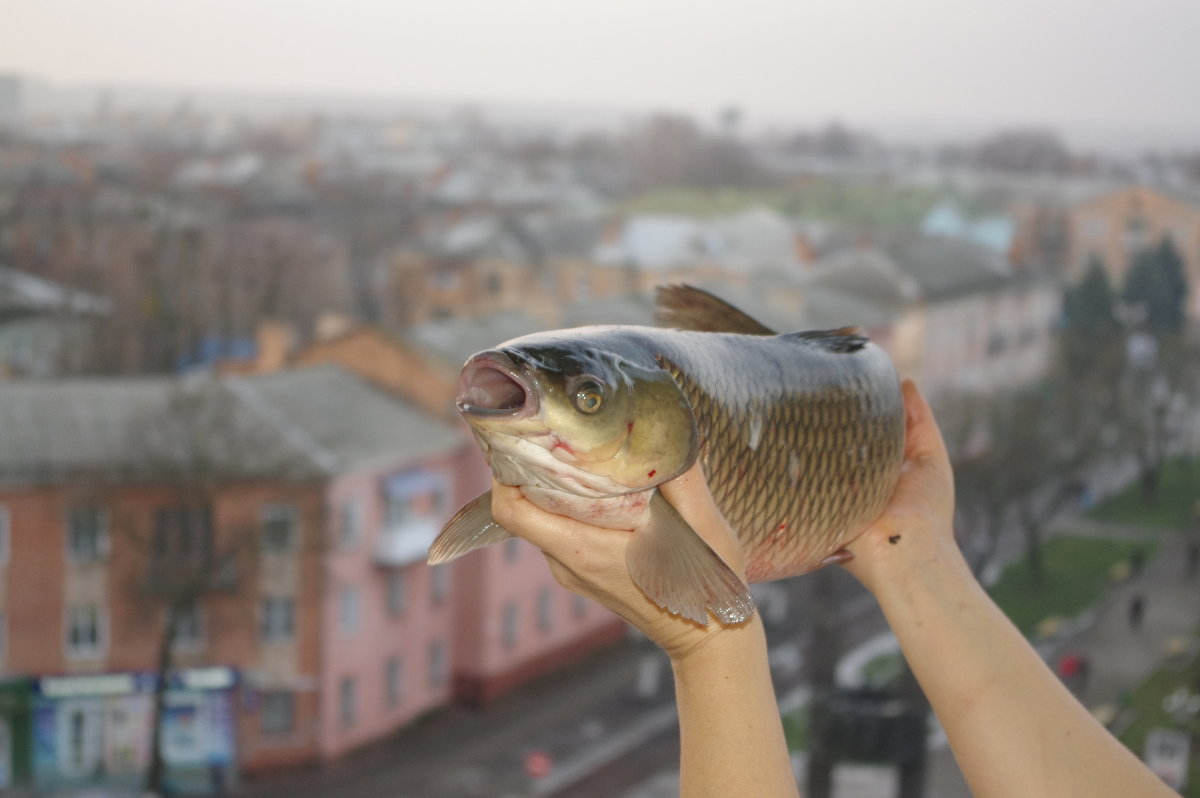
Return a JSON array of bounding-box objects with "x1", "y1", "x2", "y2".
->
[{"x1": 456, "y1": 352, "x2": 537, "y2": 418}]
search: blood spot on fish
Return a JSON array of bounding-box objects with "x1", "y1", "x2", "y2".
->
[
  {"x1": 888, "y1": 534, "x2": 901, "y2": 545},
  {"x1": 647, "y1": 469, "x2": 657, "y2": 478}
]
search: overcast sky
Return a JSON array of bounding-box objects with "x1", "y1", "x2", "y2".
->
[{"x1": 4, "y1": 0, "x2": 1199, "y2": 146}]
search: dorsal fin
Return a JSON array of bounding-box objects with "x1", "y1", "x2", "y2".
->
[
  {"x1": 783, "y1": 327, "x2": 869, "y2": 353},
  {"x1": 655, "y1": 284, "x2": 777, "y2": 335}
]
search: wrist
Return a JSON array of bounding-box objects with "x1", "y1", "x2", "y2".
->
[
  {"x1": 847, "y1": 519, "x2": 968, "y2": 597},
  {"x1": 669, "y1": 612, "x2": 767, "y2": 674}
]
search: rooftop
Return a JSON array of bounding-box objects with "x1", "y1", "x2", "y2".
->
[{"x1": 0, "y1": 365, "x2": 461, "y2": 487}]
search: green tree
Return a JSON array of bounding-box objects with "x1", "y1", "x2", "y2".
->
[
  {"x1": 1061, "y1": 256, "x2": 1122, "y2": 375},
  {"x1": 1122, "y1": 237, "x2": 1188, "y2": 337}
]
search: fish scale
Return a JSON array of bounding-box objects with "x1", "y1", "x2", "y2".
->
[{"x1": 660, "y1": 345, "x2": 902, "y2": 582}]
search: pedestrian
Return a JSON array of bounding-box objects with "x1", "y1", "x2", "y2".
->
[
  {"x1": 209, "y1": 762, "x2": 228, "y2": 798},
  {"x1": 493, "y1": 380, "x2": 1179, "y2": 797},
  {"x1": 1129, "y1": 548, "x2": 1145, "y2": 577},
  {"x1": 1128, "y1": 593, "x2": 1146, "y2": 630},
  {"x1": 1076, "y1": 655, "x2": 1091, "y2": 696}
]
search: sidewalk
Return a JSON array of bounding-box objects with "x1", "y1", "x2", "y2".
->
[{"x1": 1047, "y1": 526, "x2": 1200, "y2": 721}]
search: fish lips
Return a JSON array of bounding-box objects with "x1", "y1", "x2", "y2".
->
[{"x1": 456, "y1": 351, "x2": 538, "y2": 419}]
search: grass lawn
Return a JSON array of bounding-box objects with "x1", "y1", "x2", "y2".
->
[
  {"x1": 1088, "y1": 457, "x2": 1200, "y2": 531},
  {"x1": 988, "y1": 535, "x2": 1157, "y2": 636},
  {"x1": 1117, "y1": 648, "x2": 1200, "y2": 796},
  {"x1": 783, "y1": 704, "x2": 810, "y2": 751}
]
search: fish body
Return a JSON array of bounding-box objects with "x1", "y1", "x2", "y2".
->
[{"x1": 429, "y1": 286, "x2": 905, "y2": 624}]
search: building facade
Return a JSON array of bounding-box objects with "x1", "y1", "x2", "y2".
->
[{"x1": 0, "y1": 365, "x2": 622, "y2": 793}]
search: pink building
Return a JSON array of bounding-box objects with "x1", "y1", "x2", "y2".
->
[{"x1": 0, "y1": 364, "x2": 625, "y2": 790}]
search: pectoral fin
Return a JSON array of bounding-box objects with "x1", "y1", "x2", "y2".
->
[
  {"x1": 626, "y1": 493, "x2": 755, "y2": 626},
  {"x1": 427, "y1": 490, "x2": 513, "y2": 565}
]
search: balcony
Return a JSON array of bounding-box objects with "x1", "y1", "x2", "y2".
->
[{"x1": 375, "y1": 519, "x2": 439, "y2": 567}]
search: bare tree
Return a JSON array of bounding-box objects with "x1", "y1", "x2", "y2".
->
[
  {"x1": 80, "y1": 377, "x2": 321, "y2": 794},
  {"x1": 944, "y1": 362, "x2": 1117, "y2": 587},
  {"x1": 1116, "y1": 333, "x2": 1199, "y2": 504}
]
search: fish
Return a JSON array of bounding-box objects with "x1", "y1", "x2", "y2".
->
[{"x1": 428, "y1": 285, "x2": 905, "y2": 625}]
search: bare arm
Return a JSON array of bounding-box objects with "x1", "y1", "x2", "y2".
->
[
  {"x1": 843, "y1": 381, "x2": 1175, "y2": 798},
  {"x1": 491, "y1": 466, "x2": 800, "y2": 798}
]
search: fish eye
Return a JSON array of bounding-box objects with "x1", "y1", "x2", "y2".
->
[{"x1": 574, "y1": 380, "x2": 605, "y2": 414}]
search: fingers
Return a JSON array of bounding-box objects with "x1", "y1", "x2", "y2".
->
[
  {"x1": 490, "y1": 481, "x2": 575, "y2": 555},
  {"x1": 657, "y1": 461, "x2": 719, "y2": 524},
  {"x1": 490, "y1": 481, "x2": 628, "y2": 566},
  {"x1": 901, "y1": 379, "x2": 950, "y2": 467},
  {"x1": 657, "y1": 461, "x2": 745, "y2": 574}
]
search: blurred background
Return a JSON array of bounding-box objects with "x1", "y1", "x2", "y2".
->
[{"x1": 1, "y1": 1, "x2": 1198, "y2": 796}]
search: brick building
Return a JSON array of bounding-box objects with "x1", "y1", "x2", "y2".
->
[{"x1": 0, "y1": 365, "x2": 621, "y2": 793}]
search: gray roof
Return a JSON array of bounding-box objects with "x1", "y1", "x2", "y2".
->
[
  {"x1": 594, "y1": 215, "x2": 719, "y2": 270},
  {"x1": 593, "y1": 208, "x2": 801, "y2": 275},
  {"x1": 787, "y1": 234, "x2": 1031, "y2": 331},
  {"x1": 884, "y1": 237, "x2": 1012, "y2": 300},
  {"x1": 803, "y1": 250, "x2": 917, "y2": 312},
  {"x1": 404, "y1": 312, "x2": 550, "y2": 367},
  {"x1": 560, "y1": 294, "x2": 656, "y2": 327},
  {"x1": 0, "y1": 266, "x2": 111, "y2": 318},
  {"x1": 0, "y1": 365, "x2": 461, "y2": 487}
]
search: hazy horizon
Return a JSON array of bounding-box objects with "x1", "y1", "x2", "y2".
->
[{"x1": 5, "y1": 0, "x2": 1200, "y2": 152}]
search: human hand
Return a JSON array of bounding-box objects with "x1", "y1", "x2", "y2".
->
[
  {"x1": 490, "y1": 460, "x2": 749, "y2": 661},
  {"x1": 841, "y1": 379, "x2": 961, "y2": 594}
]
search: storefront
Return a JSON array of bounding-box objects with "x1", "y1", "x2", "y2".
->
[
  {"x1": 31, "y1": 666, "x2": 238, "y2": 795},
  {"x1": 0, "y1": 677, "x2": 32, "y2": 790}
]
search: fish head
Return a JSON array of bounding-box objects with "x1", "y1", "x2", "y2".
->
[{"x1": 456, "y1": 336, "x2": 698, "y2": 496}]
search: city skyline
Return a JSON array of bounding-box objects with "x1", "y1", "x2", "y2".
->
[{"x1": 4, "y1": 0, "x2": 1200, "y2": 152}]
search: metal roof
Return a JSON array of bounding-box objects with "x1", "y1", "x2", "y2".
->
[{"x1": 0, "y1": 365, "x2": 461, "y2": 487}]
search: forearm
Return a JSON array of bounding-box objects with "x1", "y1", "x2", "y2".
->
[
  {"x1": 873, "y1": 538, "x2": 1173, "y2": 798},
  {"x1": 671, "y1": 615, "x2": 800, "y2": 798}
]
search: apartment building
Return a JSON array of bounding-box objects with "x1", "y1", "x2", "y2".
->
[{"x1": 1067, "y1": 185, "x2": 1200, "y2": 321}]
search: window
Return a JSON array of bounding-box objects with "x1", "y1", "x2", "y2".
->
[
  {"x1": 66, "y1": 605, "x2": 104, "y2": 659},
  {"x1": 386, "y1": 657, "x2": 403, "y2": 706},
  {"x1": 260, "y1": 597, "x2": 295, "y2": 642},
  {"x1": 502, "y1": 603, "x2": 518, "y2": 649},
  {"x1": 430, "y1": 565, "x2": 450, "y2": 605},
  {"x1": 339, "y1": 586, "x2": 360, "y2": 636},
  {"x1": 377, "y1": 472, "x2": 450, "y2": 567},
  {"x1": 387, "y1": 571, "x2": 406, "y2": 617},
  {"x1": 339, "y1": 500, "x2": 361, "y2": 551},
  {"x1": 339, "y1": 676, "x2": 356, "y2": 727},
  {"x1": 384, "y1": 476, "x2": 446, "y2": 529},
  {"x1": 261, "y1": 504, "x2": 298, "y2": 553},
  {"x1": 171, "y1": 601, "x2": 204, "y2": 650},
  {"x1": 428, "y1": 641, "x2": 447, "y2": 689},
  {"x1": 537, "y1": 589, "x2": 552, "y2": 633},
  {"x1": 1122, "y1": 216, "x2": 1148, "y2": 254},
  {"x1": 261, "y1": 692, "x2": 295, "y2": 734},
  {"x1": 432, "y1": 269, "x2": 461, "y2": 291},
  {"x1": 0, "y1": 505, "x2": 9, "y2": 566},
  {"x1": 986, "y1": 331, "x2": 1008, "y2": 356},
  {"x1": 153, "y1": 505, "x2": 213, "y2": 567},
  {"x1": 67, "y1": 506, "x2": 109, "y2": 563}
]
